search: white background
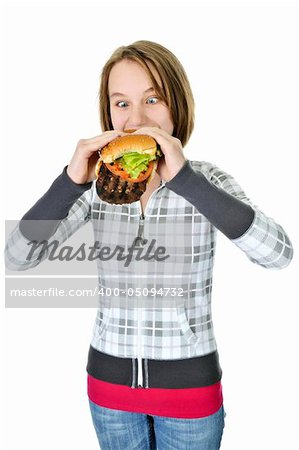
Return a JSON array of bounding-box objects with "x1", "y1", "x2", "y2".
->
[{"x1": 1, "y1": 0, "x2": 298, "y2": 449}]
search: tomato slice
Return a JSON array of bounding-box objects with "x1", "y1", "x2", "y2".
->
[{"x1": 105, "y1": 160, "x2": 154, "y2": 183}]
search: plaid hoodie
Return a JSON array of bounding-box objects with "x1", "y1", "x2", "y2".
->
[{"x1": 5, "y1": 160, "x2": 293, "y2": 389}]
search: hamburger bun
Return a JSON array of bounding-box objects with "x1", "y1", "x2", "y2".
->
[{"x1": 95, "y1": 134, "x2": 161, "y2": 205}]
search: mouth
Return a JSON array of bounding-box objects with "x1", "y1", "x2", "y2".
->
[{"x1": 124, "y1": 129, "x2": 137, "y2": 133}]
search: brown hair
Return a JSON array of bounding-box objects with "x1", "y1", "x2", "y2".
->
[{"x1": 99, "y1": 40, "x2": 195, "y2": 147}]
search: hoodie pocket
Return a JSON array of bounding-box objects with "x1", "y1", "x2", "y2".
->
[{"x1": 176, "y1": 303, "x2": 201, "y2": 346}]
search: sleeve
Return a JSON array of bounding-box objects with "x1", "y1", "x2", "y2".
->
[
  {"x1": 166, "y1": 160, "x2": 293, "y2": 270},
  {"x1": 5, "y1": 167, "x2": 93, "y2": 271}
]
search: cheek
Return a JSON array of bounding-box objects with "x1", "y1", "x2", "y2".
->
[
  {"x1": 157, "y1": 110, "x2": 174, "y2": 134},
  {"x1": 152, "y1": 105, "x2": 173, "y2": 129},
  {"x1": 165, "y1": 115, "x2": 174, "y2": 135},
  {"x1": 110, "y1": 107, "x2": 125, "y2": 129}
]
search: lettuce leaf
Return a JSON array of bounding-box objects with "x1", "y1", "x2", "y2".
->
[{"x1": 117, "y1": 152, "x2": 156, "y2": 179}]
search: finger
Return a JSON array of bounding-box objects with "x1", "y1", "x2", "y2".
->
[
  {"x1": 80, "y1": 131, "x2": 126, "y2": 154},
  {"x1": 87, "y1": 130, "x2": 126, "y2": 143},
  {"x1": 132, "y1": 127, "x2": 174, "y2": 144},
  {"x1": 132, "y1": 127, "x2": 166, "y2": 137}
]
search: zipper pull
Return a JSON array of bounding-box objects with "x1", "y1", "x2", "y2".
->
[{"x1": 137, "y1": 222, "x2": 144, "y2": 241}]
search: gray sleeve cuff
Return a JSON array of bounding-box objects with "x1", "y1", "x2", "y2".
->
[
  {"x1": 19, "y1": 166, "x2": 92, "y2": 240},
  {"x1": 166, "y1": 160, "x2": 254, "y2": 240}
]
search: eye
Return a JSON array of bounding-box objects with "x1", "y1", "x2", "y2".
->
[
  {"x1": 116, "y1": 100, "x2": 128, "y2": 108},
  {"x1": 146, "y1": 96, "x2": 159, "y2": 105}
]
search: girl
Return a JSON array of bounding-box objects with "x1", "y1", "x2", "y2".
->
[{"x1": 6, "y1": 40, "x2": 293, "y2": 449}]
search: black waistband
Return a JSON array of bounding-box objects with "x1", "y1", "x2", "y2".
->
[{"x1": 86, "y1": 345, "x2": 222, "y2": 389}]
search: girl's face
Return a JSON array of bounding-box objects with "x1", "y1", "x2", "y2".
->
[{"x1": 108, "y1": 59, "x2": 174, "y2": 134}]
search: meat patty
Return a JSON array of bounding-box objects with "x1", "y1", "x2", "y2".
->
[{"x1": 96, "y1": 162, "x2": 147, "y2": 204}]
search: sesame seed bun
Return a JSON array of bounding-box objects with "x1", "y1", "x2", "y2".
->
[{"x1": 95, "y1": 134, "x2": 158, "y2": 178}]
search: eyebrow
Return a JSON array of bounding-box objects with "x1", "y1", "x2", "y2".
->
[{"x1": 109, "y1": 87, "x2": 156, "y2": 99}]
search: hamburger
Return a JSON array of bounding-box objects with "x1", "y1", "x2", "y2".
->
[{"x1": 95, "y1": 134, "x2": 162, "y2": 204}]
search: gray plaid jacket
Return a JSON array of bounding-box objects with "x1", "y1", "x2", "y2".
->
[{"x1": 6, "y1": 160, "x2": 293, "y2": 361}]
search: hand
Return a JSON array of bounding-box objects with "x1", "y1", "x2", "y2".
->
[
  {"x1": 132, "y1": 128, "x2": 187, "y2": 182},
  {"x1": 67, "y1": 130, "x2": 126, "y2": 184}
]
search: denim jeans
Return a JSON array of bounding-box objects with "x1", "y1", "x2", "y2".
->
[{"x1": 89, "y1": 400, "x2": 225, "y2": 449}]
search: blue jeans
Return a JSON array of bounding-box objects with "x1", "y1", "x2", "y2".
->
[{"x1": 89, "y1": 400, "x2": 225, "y2": 449}]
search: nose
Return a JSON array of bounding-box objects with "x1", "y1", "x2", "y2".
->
[{"x1": 127, "y1": 104, "x2": 148, "y2": 129}]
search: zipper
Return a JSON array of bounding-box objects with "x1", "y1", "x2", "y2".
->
[
  {"x1": 135, "y1": 182, "x2": 164, "y2": 388},
  {"x1": 139, "y1": 181, "x2": 164, "y2": 219}
]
